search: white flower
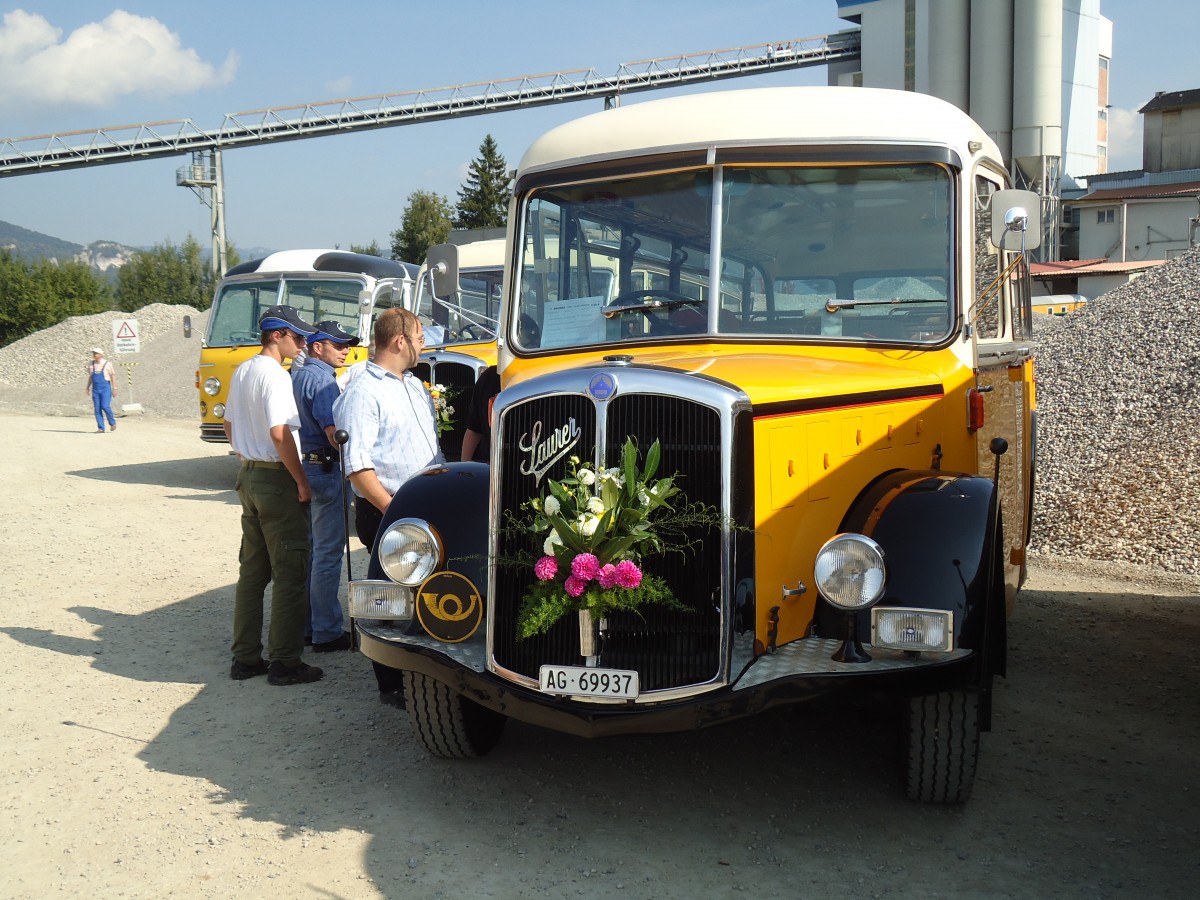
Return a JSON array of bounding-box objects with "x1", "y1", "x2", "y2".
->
[
  {"x1": 578, "y1": 468, "x2": 596, "y2": 486},
  {"x1": 543, "y1": 531, "x2": 563, "y2": 555},
  {"x1": 543, "y1": 495, "x2": 561, "y2": 516},
  {"x1": 637, "y1": 489, "x2": 650, "y2": 506},
  {"x1": 586, "y1": 496, "x2": 605, "y2": 515},
  {"x1": 580, "y1": 515, "x2": 599, "y2": 537}
]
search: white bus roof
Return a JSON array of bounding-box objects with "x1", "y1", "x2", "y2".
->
[
  {"x1": 224, "y1": 249, "x2": 417, "y2": 280},
  {"x1": 517, "y1": 86, "x2": 1000, "y2": 179},
  {"x1": 452, "y1": 238, "x2": 506, "y2": 271}
]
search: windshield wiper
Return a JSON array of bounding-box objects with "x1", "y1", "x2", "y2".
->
[{"x1": 824, "y1": 297, "x2": 941, "y2": 311}]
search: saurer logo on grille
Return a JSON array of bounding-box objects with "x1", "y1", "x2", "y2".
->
[{"x1": 518, "y1": 418, "x2": 581, "y2": 485}]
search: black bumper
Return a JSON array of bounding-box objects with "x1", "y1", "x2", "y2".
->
[{"x1": 356, "y1": 623, "x2": 978, "y2": 738}]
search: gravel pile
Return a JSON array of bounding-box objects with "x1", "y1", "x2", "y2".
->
[
  {"x1": 1030, "y1": 247, "x2": 1200, "y2": 575},
  {"x1": 1, "y1": 255, "x2": 1196, "y2": 576},
  {"x1": 0, "y1": 303, "x2": 207, "y2": 419}
]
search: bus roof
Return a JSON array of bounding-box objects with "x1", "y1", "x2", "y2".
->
[
  {"x1": 224, "y1": 250, "x2": 418, "y2": 280},
  {"x1": 453, "y1": 238, "x2": 506, "y2": 271},
  {"x1": 516, "y1": 86, "x2": 1000, "y2": 181}
]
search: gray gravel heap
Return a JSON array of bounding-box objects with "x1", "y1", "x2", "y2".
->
[
  {"x1": 0, "y1": 303, "x2": 207, "y2": 419},
  {"x1": 1030, "y1": 247, "x2": 1200, "y2": 575}
]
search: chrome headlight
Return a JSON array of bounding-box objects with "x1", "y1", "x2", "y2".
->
[
  {"x1": 213, "y1": 402, "x2": 226, "y2": 419},
  {"x1": 814, "y1": 534, "x2": 886, "y2": 610},
  {"x1": 203, "y1": 376, "x2": 221, "y2": 397},
  {"x1": 378, "y1": 519, "x2": 443, "y2": 586}
]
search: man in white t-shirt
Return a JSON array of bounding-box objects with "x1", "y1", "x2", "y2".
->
[{"x1": 224, "y1": 304, "x2": 324, "y2": 686}]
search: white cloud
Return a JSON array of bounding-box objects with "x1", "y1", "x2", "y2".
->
[
  {"x1": 323, "y1": 76, "x2": 354, "y2": 97},
  {"x1": 1106, "y1": 106, "x2": 1144, "y2": 172},
  {"x1": 0, "y1": 8, "x2": 237, "y2": 111}
]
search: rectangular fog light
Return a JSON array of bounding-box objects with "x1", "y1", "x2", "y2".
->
[
  {"x1": 349, "y1": 580, "x2": 414, "y2": 621},
  {"x1": 871, "y1": 607, "x2": 953, "y2": 652}
]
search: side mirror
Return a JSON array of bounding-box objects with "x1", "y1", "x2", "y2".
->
[
  {"x1": 426, "y1": 243, "x2": 460, "y2": 298},
  {"x1": 990, "y1": 189, "x2": 1042, "y2": 251},
  {"x1": 183, "y1": 315, "x2": 192, "y2": 338}
]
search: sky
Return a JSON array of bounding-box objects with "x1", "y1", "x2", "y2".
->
[{"x1": 0, "y1": 1, "x2": 1192, "y2": 255}]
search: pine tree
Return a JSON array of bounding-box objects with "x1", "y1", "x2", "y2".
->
[{"x1": 454, "y1": 135, "x2": 512, "y2": 230}]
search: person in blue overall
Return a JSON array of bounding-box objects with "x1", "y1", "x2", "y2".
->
[
  {"x1": 292, "y1": 321, "x2": 359, "y2": 652},
  {"x1": 86, "y1": 348, "x2": 117, "y2": 432}
]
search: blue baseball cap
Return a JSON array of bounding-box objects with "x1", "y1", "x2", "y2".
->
[
  {"x1": 308, "y1": 320, "x2": 360, "y2": 346},
  {"x1": 259, "y1": 305, "x2": 317, "y2": 337}
]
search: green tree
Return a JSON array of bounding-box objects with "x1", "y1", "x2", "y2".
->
[
  {"x1": 391, "y1": 191, "x2": 453, "y2": 263},
  {"x1": 0, "y1": 250, "x2": 111, "y2": 348},
  {"x1": 114, "y1": 235, "x2": 238, "y2": 312},
  {"x1": 350, "y1": 241, "x2": 382, "y2": 257},
  {"x1": 454, "y1": 135, "x2": 512, "y2": 230}
]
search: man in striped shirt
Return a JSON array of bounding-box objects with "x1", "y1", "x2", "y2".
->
[{"x1": 334, "y1": 307, "x2": 444, "y2": 708}]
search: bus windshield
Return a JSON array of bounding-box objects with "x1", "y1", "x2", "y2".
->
[
  {"x1": 206, "y1": 276, "x2": 367, "y2": 346},
  {"x1": 513, "y1": 163, "x2": 954, "y2": 352}
]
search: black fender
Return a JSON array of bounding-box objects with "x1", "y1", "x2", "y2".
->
[
  {"x1": 813, "y1": 470, "x2": 1005, "y2": 691},
  {"x1": 366, "y1": 462, "x2": 490, "y2": 593}
]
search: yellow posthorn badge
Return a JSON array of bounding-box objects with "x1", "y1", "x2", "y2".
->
[{"x1": 415, "y1": 571, "x2": 483, "y2": 643}]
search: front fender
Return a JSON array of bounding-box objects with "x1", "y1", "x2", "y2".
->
[
  {"x1": 366, "y1": 462, "x2": 490, "y2": 591},
  {"x1": 813, "y1": 470, "x2": 999, "y2": 654}
]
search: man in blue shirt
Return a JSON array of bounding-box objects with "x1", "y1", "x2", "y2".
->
[{"x1": 292, "y1": 320, "x2": 359, "y2": 652}]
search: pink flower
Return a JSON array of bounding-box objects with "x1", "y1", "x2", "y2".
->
[
  {"x1": 534, "y1": 555, "x2": 558, "y2": 581},
  {"x1": 571, "y1": 552, "x2": 601, "y2": 582},
  {"x1": 598, "y1": 564, "x2": 618, "y2": 589},
  {"x1": 614, "y1": 560, "x2": 643, "y2": 589},
  {"x1": 563, "y1": 574, "x2": 587, "y2": 597}
]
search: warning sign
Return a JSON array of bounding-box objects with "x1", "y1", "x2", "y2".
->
[{"x1": 112, "y1": 318, "x2": 140, "y2": 354}]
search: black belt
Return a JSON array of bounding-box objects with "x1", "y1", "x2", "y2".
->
[{"x1": 303, "y1": 450, "x2": 340, "y2": 463}]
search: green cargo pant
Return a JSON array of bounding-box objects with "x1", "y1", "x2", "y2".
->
[{"x1": 231, "y1": 462, "x2": 311, "y2": 667}]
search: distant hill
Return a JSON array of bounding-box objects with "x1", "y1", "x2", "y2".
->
[
  {"x1": 1, "y1": 219, "x2": 140, "y2": 278},
  {"x1": 0, "y1": 219, "x2": 83, "y2": 263}
]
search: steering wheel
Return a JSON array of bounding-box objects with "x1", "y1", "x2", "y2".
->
[
  {"x1": 608, "y1": 289, "x2": 703, "y2": 336},
  {"x1": 458, "y1": 324, "x2": 486, "y2": 342},
  {"x1": 230, "y1": 331, "x2": 258, "y2": 342}
]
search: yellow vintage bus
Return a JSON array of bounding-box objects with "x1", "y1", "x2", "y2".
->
[
  {"x1": 196, "y1": 250, "x2": 416, "y2": 442},
  {"x1": 351, "y1": 86, "x2": 1039, "y2": 803},
  {"x1": 411, "y1": 239, "x2": 503, "y2": 459}
]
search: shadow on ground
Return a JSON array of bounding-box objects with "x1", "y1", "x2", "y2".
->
[
  {"x1": 3, "y1": 582, "x2": 1198, "y2": 897},
  {"x1": 68, "y1": 455, "x2": 239, "y2": 495}
]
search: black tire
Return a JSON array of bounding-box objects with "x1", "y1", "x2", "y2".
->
[
  {"x1": 905, "y1": 689, "x2": 980, "y2": 803},
  {"x1": 403, "y1": 671, "x2": 507, "y2": 759}
]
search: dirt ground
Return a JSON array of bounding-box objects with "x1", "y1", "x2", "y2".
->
[{"x1": 2, "y1": 410, "x2": 1197, "y2": 899}]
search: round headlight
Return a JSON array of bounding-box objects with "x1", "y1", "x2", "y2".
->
[
  {"x1": 378, "y1": 519, "x2": 443, "y2": 586},
  {"x1": 203, "y1": 377, "x2": 221, "y2": 397},
  {"x1": 814, "y1": 534, "x2": 886, "y2": 610},
  {"x1": 213, "y1": 403, "x2": 226, "y2": 419}
]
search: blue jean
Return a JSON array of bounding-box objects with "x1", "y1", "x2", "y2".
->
[
  {"x1": 305, "y1": 461, "x2": 350, "y2": 643},
  {"x1": 91, "y1": 380, "x2": 115, "y2": 429}
]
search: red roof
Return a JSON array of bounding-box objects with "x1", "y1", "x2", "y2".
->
[
  {"x1": 1080, "y1": 181, "x2": 1200, "y2": 202},
  {"x1": 1031, "y1": 259, "x2": 1164, "y2": 276}
]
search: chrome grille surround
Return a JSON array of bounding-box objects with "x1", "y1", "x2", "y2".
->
[{"x1": 487, "y1": 362, "x2": 751, "y2": 703}]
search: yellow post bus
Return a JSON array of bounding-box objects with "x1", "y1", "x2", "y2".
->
[
  {"x1": 196, "y1": 250, "x2": 416, "y2": 443},
  {"x1": 349, "y1": 86, "x2": 1039, "y2": 803}
]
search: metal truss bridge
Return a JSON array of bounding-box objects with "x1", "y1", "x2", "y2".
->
[{"x1": 0, "y1": 33, "x2": 859, "y2": 177}]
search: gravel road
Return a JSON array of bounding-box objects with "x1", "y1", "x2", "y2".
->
[{"x1": 1, "y1": 412, "x2": 1197, "y2": 899}]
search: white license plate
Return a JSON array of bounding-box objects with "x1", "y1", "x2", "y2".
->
[{"x1": 539, "y1": 665, "x2": 639, "y2": 699}]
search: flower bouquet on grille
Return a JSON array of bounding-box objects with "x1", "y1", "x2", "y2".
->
[
  {"x1": 514, "y1": 437, "x2": 716, "y2": 644},
  {"x1": 425, "y1": 382, "x2": 456, "y2": 435}
]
